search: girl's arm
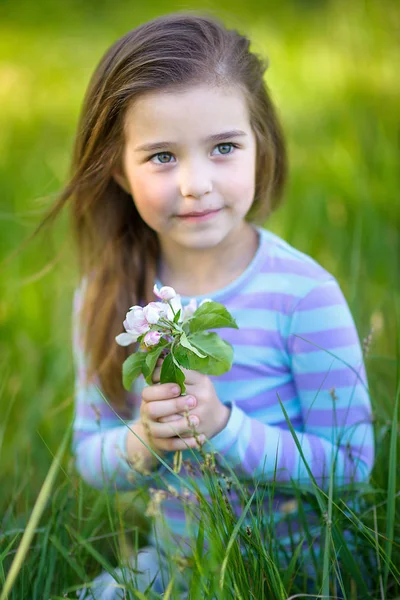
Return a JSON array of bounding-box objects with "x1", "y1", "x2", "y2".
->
[
  {"x1": 71, "y1": 286, "x2": 165, "y2": 490},
  {"x1": 207, "y1": 279, "x2": 375, "y2": 489}
]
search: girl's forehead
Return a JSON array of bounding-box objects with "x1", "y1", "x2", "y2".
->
[{"x1": 124, "y1": 84, "x2": 251, "y2": 142}]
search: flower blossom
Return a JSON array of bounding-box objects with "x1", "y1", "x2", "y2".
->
[
  {"x1": 182, "y1": 297, "x2": 212, "y2": 320},
  {"x1": 153, "y1": 284, "x2": 177, "y2": 301},
  {"x1": 182, "y1": 298, "x2": 198, "y2": 320},
  {"x1": 143, "y1": 302, "x2": 165, "y2": 324},
  {"x1": 115, "y1": 305, "x2": 150, "y2": 346},
  {"x1": 167, "y1": 294, "x2": 183, "y2": 322}
]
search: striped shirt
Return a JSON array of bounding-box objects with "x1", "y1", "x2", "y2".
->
[{"x1": 72, "y1": 226, "x2": 374, "y2": 550}]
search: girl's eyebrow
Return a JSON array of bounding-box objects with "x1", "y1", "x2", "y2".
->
[{"x1": 134, "y1": 129, "x2": 248, "y2": 153}]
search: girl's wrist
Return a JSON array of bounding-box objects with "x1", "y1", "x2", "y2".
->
[
  {"x1": 214, "y1": 404, "x2": 231, "y2": 437},
  {"x1": 126, "y1": 420, "x2": 163, "y2": 472}
]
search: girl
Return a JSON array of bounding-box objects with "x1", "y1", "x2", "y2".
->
[{"x1": 56, "y1": 11, "x2": 375, "y2": 598}]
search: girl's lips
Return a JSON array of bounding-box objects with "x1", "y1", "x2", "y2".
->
[{"x1": 177, "y1": 208, "x2": 222, "y2": 222}]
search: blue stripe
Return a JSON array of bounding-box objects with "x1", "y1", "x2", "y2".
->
[
  {"x1": 250, "y1": 397, "x2": 301, "y2": 422},
  {"x1": 290, "y1": 305, "x2": 355, "y2": 333},
  {"x1": 292, "y1": 346, "x2": 363, "y2": 373}
]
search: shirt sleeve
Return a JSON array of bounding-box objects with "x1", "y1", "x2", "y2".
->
[
  {"x1": 71, "y1": 284, "x2": 166, "y2": 490},
  {"x1": 207, "y1": 279, "x2": 375, "y2": 489}
]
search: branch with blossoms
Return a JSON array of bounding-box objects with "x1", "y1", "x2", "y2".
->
[{"x1": 116, "y1": 284, "x2": 238, "y2": 394}]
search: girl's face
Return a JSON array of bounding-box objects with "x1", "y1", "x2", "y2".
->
[{"x1": 116, "y1": 84, "x2": 257, "y2": 253}]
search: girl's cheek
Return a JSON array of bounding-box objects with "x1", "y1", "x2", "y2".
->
[{"x1": 131, "y1": 173, "x2": 175, "y2": 219}]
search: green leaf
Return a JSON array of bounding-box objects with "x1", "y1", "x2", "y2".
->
[
  {"x1": 122, "y1": 352, "x2": 146, "y2": 391},
  {"x1": 160, "y1": 352, "x2": 186, "y2": 393},
  {"x1": 178, "y1": 332, "x2": 234, "y2": 375},
  {"x1": 189, "y1": 301, "x2": 238, "y2": 333},
  {"x1": 174, "y1": 344, "x2": 209, "y2": 373},
  {"x1": 173, "y1": 345, "x2": 192, "y2": 369},
  {"x1": 173, "y1": 308, "x2": 181, "y2": 323},
  {"x1": 180, "y1": 331, "x2": 207, "y2": 358},
  {"x1": 142, "y1": 340, "x2": 168, "y2": 386}
]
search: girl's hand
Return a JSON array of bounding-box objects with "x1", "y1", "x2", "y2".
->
[
  {"x1": 152, "y1": 360, "x2": 231, "y2": 441},
  {"x1": 140, "y1": 377, "x2": 204, "y2": 453}
]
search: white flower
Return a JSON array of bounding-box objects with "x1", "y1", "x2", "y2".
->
[
  {"x1": 153, "y1": 284, "x2": 177, "y2": 301},
  {"x1": 182, "y1": 298, "x2": 198, "y2": 320},
  {"x1": 115, "y1": 305, "x2": 150, "y2": 346},
  {"x1": 143, "y1": 302, "x2": 163, "y2": 325},
  {"x1": 166, "y1": 294, "x2": 183, "y2": 322}
]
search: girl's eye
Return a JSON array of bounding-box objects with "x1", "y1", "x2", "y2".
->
[
  {"x1": 150, "y1": 152, "x2": 174, "y2": 164},
  {"x1": 213, "y1": 143, "x2": 236, "y2": 156},
  {"x1": 149, "y1": 143, "x2": 237, "y2": 164}
]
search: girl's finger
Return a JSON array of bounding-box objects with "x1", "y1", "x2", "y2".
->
[
  {"x1": 156, "y1": 435, "x2": 206, "y2": 452},
  {"x1": 151, "y1": 366, "x2": 162, "y2": 383},
  {"x1": 158, "y1": 413, "x2": 184, "y2": 423},
  {"x1": 142, "y1": 382, "x2": 181, "y2": 403},
  {"x1": 142, "y1": 395, "x2": 197, "y2": 420},
  {"x1": 150, "y1": 415, "x2": 199, "y2": 439}
]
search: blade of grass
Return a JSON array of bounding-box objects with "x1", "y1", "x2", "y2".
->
[
  {"x1": 321, "y1": 456, "x2": 335, "y2": 598},
  {"x1": 0, "y1": 534, "x2": 20, "y2": 585},
  {"x1": 49, "y1": 535, "x2": 88, "y2": 582},
  {"x1": 0, "y1": 426, "x2": 70, "y2": 600},
  {"x1": 66, "y1": 525, "x2": 116, "y2": 575},
  {"x1": 383, "y1": 379, "x2": 399, "y2": 591},
  {"x1": 282, "y1": 537, "x2": 305, "y2": 592},
  {"x1": 219, "y1": 491, "x2": 257, "y2": 591},
  {"x1": 278, "y1": 396, "x2": 370, "y2": 595}
]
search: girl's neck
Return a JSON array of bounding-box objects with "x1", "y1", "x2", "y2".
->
[{"x1": 157, "y1": 222, "x2": 259, "y2": 297}]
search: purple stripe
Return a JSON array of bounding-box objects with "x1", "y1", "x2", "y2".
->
[
  {"x1": 235, "y1": 382, "x2": 296, "y2": 412},
  {"x1": 228, "y1": 292, "x2": 297, "y2": 315},
  {"x1": 223, "y1": 328, "x2": 285, "y2": 351},
  {"x1": 92, "y1": 439, "x2": 103, "y2": 476},
  {"x1": 294, "y1": 282, "x2": 346, "y2": 311},
  {"x1": 303, "y1": 406, "x2": 371, "y2": 428},
  {"x1": 351, "y1": 444, "x2": 374, "y2": 465},
  {"x1": 274, "y1": 416, "x2": 303, "y2": 430},
  {"x1": 76, "y1": 401, "x2": 130, "y2": 422},
  {"x1": 73, "y1": 430, "x2": 87, "y2": 445},
  {"x1": 261, "y1": 257, "x2": 330, "y2": 281},
  {"x1": 163, "y1": 507, "x2": 188, "y2": 520},
  {"x1": 309, "y1": 435, "x2": 327, "y2": 482},
  {"x1": 276, "y1": 434, "x2": 296, "y2": 481},
  {"x1": 289, "y1": 327, "x2": 360, "y2": 354},
  {"x1": 77, "y1": 366, "x2": 86, "y2": 384},
  {"x1": 241, "y1": 420, "x2": 267, "y2": 474},
  {"x1": 218, "y1": 361, "x2": 289, "y2": 381},
  {"x1": 295, "y1": 367, "x2": 367, "y2": 390},
  {"x1": 343, "y1": 452, "x2": 359, "y2": 483},
  {"x1": 126, "y1": 392, "x2": 141, "y2": 408}
]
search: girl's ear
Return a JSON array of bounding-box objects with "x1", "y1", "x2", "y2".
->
[{"x1": 112, "y1": 170, "x2": 131, "y2": 195}]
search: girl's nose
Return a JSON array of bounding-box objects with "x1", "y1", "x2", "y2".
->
[{"x1": 179, "y1": 162, "x2": 213, "y2": 199}]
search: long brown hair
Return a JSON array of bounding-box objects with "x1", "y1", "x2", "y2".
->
[{"x1": 41, "y1": 11, "x2": 287, "y2": 408}]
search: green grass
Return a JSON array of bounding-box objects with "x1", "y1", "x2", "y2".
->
[{"x1": 0, "y1": 0, "x2": 399, "y2": 597}]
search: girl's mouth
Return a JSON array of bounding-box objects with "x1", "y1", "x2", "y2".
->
[{"x1": 177, "y1": 209, "x2": 222, "y2": 222}]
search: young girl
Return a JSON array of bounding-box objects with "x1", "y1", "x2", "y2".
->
[{"x1": 59, "y1": 12, "x2": 375, "y2": 598}]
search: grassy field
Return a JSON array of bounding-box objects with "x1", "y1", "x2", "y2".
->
[{"x1": 0, "y1": 0, "x2": 399, "y2": 597}]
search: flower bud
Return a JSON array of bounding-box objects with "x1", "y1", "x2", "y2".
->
[
  {"x1": 143, "y1": 331, "x2": 162, "y2": 347},
  {"x1": 153, "y1": 284, "x2": 177, "y2": 301}
]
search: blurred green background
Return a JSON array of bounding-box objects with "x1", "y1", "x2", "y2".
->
[{"x1": 0, "y1": 0, "x2": 399, "y2": 511}]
